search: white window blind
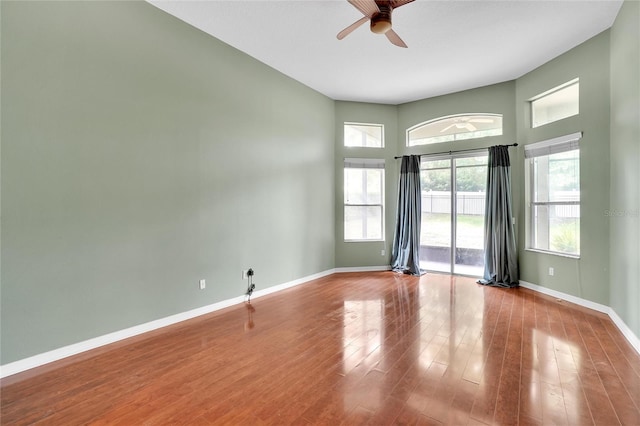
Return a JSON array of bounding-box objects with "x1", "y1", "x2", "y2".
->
[
  {"x1": 343, "y1": 158, "x2": 385, "y2": 169},
  {"x1": 524, "y1": 132, "x2": 582, "y2": 158}
]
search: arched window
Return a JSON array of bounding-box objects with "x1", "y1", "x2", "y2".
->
[{"x1": 407, "y1": 114, "x2": 503, "y2": 147}]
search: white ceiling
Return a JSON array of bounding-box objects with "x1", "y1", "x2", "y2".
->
[{"x1": 148, "y1": 0, "x2": 623, "y2": 105}]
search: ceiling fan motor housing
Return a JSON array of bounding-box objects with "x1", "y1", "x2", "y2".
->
[{"x1": 370, "y1": 6, "x2": 392, "y2": 34}]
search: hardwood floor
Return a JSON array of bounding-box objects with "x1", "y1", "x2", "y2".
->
[{"x1": 2, "y1": 272, "x2": 639, "y2": 425}]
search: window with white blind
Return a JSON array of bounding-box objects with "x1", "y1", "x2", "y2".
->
[
  {"x1": 344, "y1": 158, "x2": 385, "y2": 241},
  {"x1": 525, "y1": 132, "x2": 581, "y2": 256}
]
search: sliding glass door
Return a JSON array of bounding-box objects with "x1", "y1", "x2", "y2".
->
[
  {"x1": 420, "y1": 159, "x2": 452, "y2": 273},
  {"x1": 420, "y1": 154, "x2": 487, "y2": 276}
]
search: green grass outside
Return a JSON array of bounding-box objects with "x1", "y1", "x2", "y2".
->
[
  {"x1": 423, "y1": 213, "x2": 580, "y2": 255},
  {"x1": 421, "y1": 213, "x2": 484, "y2": 249}
]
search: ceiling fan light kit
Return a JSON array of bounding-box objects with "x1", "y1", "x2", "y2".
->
[
  {"x1": 338, "y1": 0, "x2": 415, "y2": 47},
  {"x1": 370, "y1": 6, "x2": 392, "y2": 34}
]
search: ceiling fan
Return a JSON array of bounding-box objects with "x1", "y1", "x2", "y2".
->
[
  {"x1": 337, "y1": 0, "x2": 415, "y2": 48},
  {"x1": 440, "y1": 117, "x2": 495, "y2": 133}
]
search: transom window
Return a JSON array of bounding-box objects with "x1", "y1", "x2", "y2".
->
[
  {"x1": 530, "y1": 79, "x2": 579, "y2": 128},
  {"x1": 407, "y1": 114, "x2": 502, "y2": 147},
  {"x1": 344, "y1": 123, "x2": 384, "y2": 148}
]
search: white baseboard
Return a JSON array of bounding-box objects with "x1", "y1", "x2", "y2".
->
[
  {"x1": 0, "y1": 268, "x2": 337, "y2": 379},
  {"x1": 606, "y1": 308, "x2": 640, "y2": 354},
  {"x1": 4, "y1": 271, "x2": 637, "y2": 378},
  {"x1": 519, "y1": 280, "x2": 610, "y2": 313},
  {"x1": 519, "y1": 280, "x2": 640, "y2": 355},
  {"x1": 334, "y1": 265, "x2": 391, "y2": 273},
  {"x1": 248, "y1": 268, "x2": 336, "y2": 300}
]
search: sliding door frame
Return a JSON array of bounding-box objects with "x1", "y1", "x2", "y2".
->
[{"x1": 420, "y1": 150, "x2": 488, "y2": 276}]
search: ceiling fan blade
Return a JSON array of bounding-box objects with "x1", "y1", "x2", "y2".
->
[
  {"x1": 441, "y1": 124, "x2": 457, "y2": 133},
  {"x1": 337, "y1": 17, "x2": 369, "y2": 40},
  {"x1": 468, "y1": 118, "x2": 494, "y2": 123},
  {"x1": 391, "y1": 0, "x2": 416, "y2": 9},
  {"x1": 348, "y1": 0, "x2": 379, "y2": 18},
  {"x1": 465, "y1": 123, "x2": 478, "y2": 131},
  {"x1": 385, "y1": 29, "x2": 408, "y2": 48}
]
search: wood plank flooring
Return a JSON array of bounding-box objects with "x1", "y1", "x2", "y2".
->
[{"x1": 2, "y1": 272, "x2": 639, "y2": 425}]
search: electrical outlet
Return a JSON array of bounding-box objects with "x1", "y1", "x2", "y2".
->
[
  {"x1": 548, "y1": 267, "x2": 554, "y2": 276},
  {"x1": 199, "y1": 279, "x2": 206, "y2": 290},
  {"x1": 242, "y1": 270, "x2": 248, "y2": 280},
  {"x1": 381, "y1": 249, "x2": 386, "y2": 256}
]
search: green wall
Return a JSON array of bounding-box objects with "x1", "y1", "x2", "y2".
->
[
  {"x1": 337, "y1": 21, "x2": 634, "y2": 323},
  {"x1": 1, "y1": 1, "x2": 335, "y2": 364},
  {"x1": 609, "y1": 0, "x2": 640, "y2": 338},
  {"x1": 516, "y1": 31, "x2": 611, "y2": 305},
  {"x1": 397, "y1": 81, "x2": 517, "y2": 157},
  {"x1": 335, "y1": 82, "x2": 518, "y2": 268},
  {"x1": 334, "y1": 102, "x2": 398, "y2": 268},
  {"x1": 3, "y1": 0, "x2": 638, "y2": 368}
]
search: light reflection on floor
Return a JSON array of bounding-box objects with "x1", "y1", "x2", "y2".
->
[
  {"x1": 332, "y1": 272, "x2": 633, "y2": 424},
  {"x1": 341, "y1": 274, "x2": 487, "y2": 416}
]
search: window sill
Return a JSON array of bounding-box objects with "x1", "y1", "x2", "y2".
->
[
  {"x1": 525, "y1": 248, "x2": 580, "y2": 259},
  {"x1": 344, "y1": 239, "x2": 385, "y2": 243}
]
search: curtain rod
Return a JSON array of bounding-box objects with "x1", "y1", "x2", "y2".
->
[{"x1": 394, "y1": 143, "x2": 518, "y2": 159}]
